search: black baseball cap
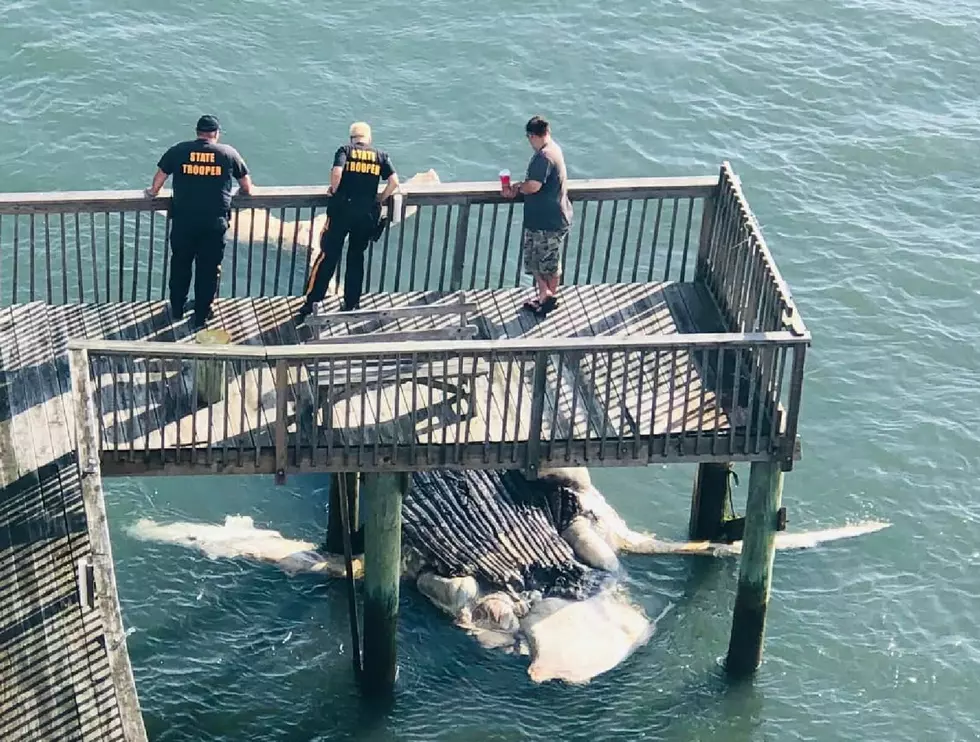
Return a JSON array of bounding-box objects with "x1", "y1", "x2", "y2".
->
[{"x1": 195, "y1": 115, "x2": 220, "y2": 133}]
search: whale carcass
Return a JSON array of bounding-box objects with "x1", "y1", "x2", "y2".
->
[{"x1": 127, "y1": 467, "x2": 890, "y2": 685}]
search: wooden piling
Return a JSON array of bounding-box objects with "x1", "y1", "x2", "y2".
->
[
  {"x1": 193, "y1": 328, "x2": 230, "y2": 405},
  {"x1": 326, "y1": 472, "x2": 361, "y2": 554},
  {"x1": 689, "y1": 462, "x2": 732, "y2": 541},
  {"x1": 361, "y1": 471, "x2": 408, "y2": 697},
  {"x1": 725, "y1": 460, "x2": 784, "y2": 677}
]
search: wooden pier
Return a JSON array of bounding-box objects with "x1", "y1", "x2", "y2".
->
[{"x1": 0, "y1": 163, "x2": 810, "y2": 734}]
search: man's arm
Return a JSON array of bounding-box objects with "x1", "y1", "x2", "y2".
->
[
  {"x1": 237, "y1": 174, "x2": 254, "y2": 195},
  {"x1": 509, "y1": 179, "x2": 542, "y2": 196},
  {"x1": 378, "y1": 172, "x2": 400, "y2": 202},
  {"x1": 504, "y1": 152, "x2": 548, "y2": 198},
  {"x1": 329, "y1": 166, "x2": 343, "y2": 193},
  {"x1": 144, "y1": 168, "x2": 168, "y2": 198},
  {"x1": 327, "y1": 146, "x2": 348, "y2": 195},
  {"x1": 230, "y1": 152, "x2": 253, "y2": 195}
]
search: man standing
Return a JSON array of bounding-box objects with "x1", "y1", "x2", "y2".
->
[
  {"x1": 296, "y1": 121, "x2": 400, "y2": 323},
  {"x1": 144, "y1": 114, "x2": 253, "y2": 329},
  {"x1": 502, "y1": 115, "x2": 573, "y2": 317}
]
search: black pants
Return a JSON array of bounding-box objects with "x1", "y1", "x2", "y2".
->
[
  {"x1": 303, "y1": 209, "x2": 375, "y2": 310},
  {"x1": 169, "y1": 222, "x2": 226, "y2": 321}
]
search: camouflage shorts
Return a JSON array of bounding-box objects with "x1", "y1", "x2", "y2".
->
[{"x1": 522, "y1": 228, "x2": 567, "y2": 278}]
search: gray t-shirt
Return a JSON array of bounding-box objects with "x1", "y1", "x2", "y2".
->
[{"x1": 522, "y1": 140, "x2": 573, "y2": 232}]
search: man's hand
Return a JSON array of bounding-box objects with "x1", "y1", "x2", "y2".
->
[
  {"x1": 146, "y1": 168, "x2": 168, "y2": 199},
  {"x1": 502, "y1": 182, "x2": 520, "y2": 198}
]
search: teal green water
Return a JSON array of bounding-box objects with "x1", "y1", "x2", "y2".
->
[{"x1": 4, "y1": 0, "x2": 979, "y2": 739}]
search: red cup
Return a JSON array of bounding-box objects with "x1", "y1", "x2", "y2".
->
[{"x1": 499, "y1": 169, "x2": 511, "y2": 189}]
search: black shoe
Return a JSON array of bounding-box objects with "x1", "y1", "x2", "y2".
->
[
  {"x1": 294, "y1": 304, "x2": 314, "y2": 325},
  {"x1": 340, "y1": 301, "x2": 360, "y2": 312},
  {"x1": 190, "y1": 308, "x2": 215, "y2": 331},
  {"x1": 535, "y1": 295, "x2": 559, "y2": 317}
]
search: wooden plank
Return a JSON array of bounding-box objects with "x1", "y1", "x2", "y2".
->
[
  {"x1": 0, "y1": 303, "x2": 125, "y2": 741},
  {"x1": 24, "y1": 304, "x2": 125, "y2": 740},
  {"x1": 306, "y1": 325, "x2": 479, "y2": 345},
  {"x1": 309, "y1": 300, "x2": 478, "y2": 326},
  {"x1": 69, "y1": 348, "x2": 149, "y2": 741},
  {"x1": 0, "y1": 304, "x2": 51, "y2": 742}
]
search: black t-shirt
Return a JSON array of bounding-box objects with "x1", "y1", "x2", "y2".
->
[
  {"x1": 331, "y1": 143, "x2": 394, "y2": 217},
  {"x1": 157, "y1": 139, "x2": 249, "y2": 228}
]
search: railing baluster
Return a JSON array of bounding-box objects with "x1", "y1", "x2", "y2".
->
[
  {"x1": 423, "y1": 205, "x2": 437, "y2": 290},
  {"x1": 160, "y1": 214, "x2": 170, "y2": 302},
  {"x1": 499, "y1": 202, "x2": 515, "y2": 289},
  {"x1": 585, "y1": 200, "x2": 603, "y2": 284},
  {"x1": 259, "y1": 210, "x2": 271, "y2": 297},
  {"x1": 57, "y1": 213, "x2": 68, "y2": 303},
  {"x1": 678, "y1": 197, "x2": 696, "y2": 282},
  {"x1": 663, "y1": 198, "x2": 680, "y2": 282},
  {"x1": 246, "y1": 208, "x2": 256, "y2": 295},
  {"x1": 146, "y1": 211, "x2": 155, "y2": 302},
  {"x1": 484, "y1": 204, "x2": 499, "y2": 290},
  {"x1": 287, "y1": 207, "x2": 302, "y2": 295},
  {"x1": 468, "y1": 204, "x2": 485, "y2": 290},
  {"x1": 393, "y1": 198, "x2": 408, "y2": 292},
  {"x1": 600, "y1": 200, "x2": 618, "y2": 283},
  {"x1": 274, "y1": 207, "x2": 286, "y2": 295},
  {"x1": 230, "y1": 209, "x2": 240, "y2": 296},
  {"x1": 408, "y1": 199, "x2": 421, "y2": 291},
  {"x1": 449, "y1": 203, "x2": 470, "y2": 291},
  {"x1": 615, "y1": 199, "x2": 633, "y2": 283},
  {"x1": 44, "y1": 214, "x2": 53, "y2": 302},
  {"x1": 646, "y1": 199, "x2": 664, "y2": 283},
  {"x1": 630, "y1": 198, "x2": 649, "y2": 283},
  {"x1": 131, "y1": 211, "x2": 141, "y2": 302},
  {"x1": 29, "y1": 214, "x2": 36, "y2": 301},
  {"x1": 11, "y1": 216, "x2": 19, "y2": 304},
  {"x1": 439, "y1": 205, "x2": 452, "y2": 291}
]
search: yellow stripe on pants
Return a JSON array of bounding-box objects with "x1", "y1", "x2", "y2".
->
[{"x1": 305, "y1": 251, "x2": 325, "y2": 296}]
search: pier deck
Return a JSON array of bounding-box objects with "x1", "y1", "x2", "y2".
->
[
  {"x1": 8, "y1": 277, "x2": 792, "y2": 479},
  {"x1": 0, "y1": 303, "x2": 144, "y2": 739}
]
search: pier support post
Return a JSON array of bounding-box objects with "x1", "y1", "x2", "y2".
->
[
  {"x1": 725, "y1": 460, "x2": 784, "y2": 678},
  {"x1": 689, "y1": 462, "x2": 732, "y2": 541},
  {"x1": 361, "y1": 471, "x2": 407, "y2": 697},
  {"x1": 325, "y1": 473, "x2": 361, "y2": 554}
]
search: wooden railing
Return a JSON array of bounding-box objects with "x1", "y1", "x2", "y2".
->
[
  {"x1": 67, "y1": 330, "x2": 808, "y2": 476},
  {"x1": 0, "y1": 177, "x2": 716, "y2": 305},
  {"x1": 698, "y1": 162, "x2": 808, "y2": 337}
]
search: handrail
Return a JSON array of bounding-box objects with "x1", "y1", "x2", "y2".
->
[
  {"x1": 0, "y1": 175, "x2": 719, "y2": 213},
  {"x1": 68, "y1": 329, "x2": 809, "y2": 360},
  {"x1": 75, "y1": 329, "x2": 807, "y2": 474},
  {"x1": 721, "y1": 162, "x2": 808, "y2": 337},
  {"x1": 0, "y1": 174, "x2": 719, "y2": 304}
]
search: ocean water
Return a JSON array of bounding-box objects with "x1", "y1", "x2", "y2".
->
[{"x1": 2, "y1": 0, "x2": 979, "y2": 740}]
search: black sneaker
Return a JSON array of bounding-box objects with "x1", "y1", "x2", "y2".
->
[
  {"x1": 190, "y1": 308, "x2": 215, "y2": 331},
  {"x1": 340, "y1": 300, "x2": 360, "y2": 312},
  {"x1": 535, "y1": 295, "x2": 559, "y2": 317},
  {"x1": 294, "y1": 304, "x2": 314, "y2": 325}
]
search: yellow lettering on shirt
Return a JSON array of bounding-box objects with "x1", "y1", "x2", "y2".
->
[{"x1": 182, "y1": 160, "x2": 223, "y2": 176}]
